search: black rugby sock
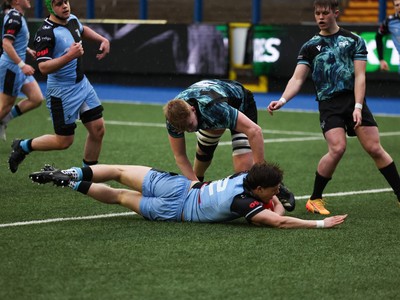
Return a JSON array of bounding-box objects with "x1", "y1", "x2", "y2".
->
[{"x1": 310, "y1": 171, "x2": 331, "y2": 200}]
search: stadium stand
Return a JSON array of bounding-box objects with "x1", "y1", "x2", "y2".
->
[{"x1": 339, "y1": 0, "x2": 394, "y2": 23}]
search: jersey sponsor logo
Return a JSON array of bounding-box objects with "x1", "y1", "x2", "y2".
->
[
  {"x1": 36, "y1": 36, "x2": 52, "y2": 43},
  {"x1": 338, "y1": 41, "x2": 349, "y2": 48},
  {"x1": 8, "y1": 19, "x2": 20, "y2": 25},
  {"x1": 75, "y1": 29, "x2": 81, "y2": 39},
  {"x1": 36, "y1": 48, "x2": 49, "y2": 57},
  {"x1": 249, "y1": 200, "x2": 261, "y2": 208},
  {"x1": 6, "y1": 29, "x2": 15, "y2": 35}
]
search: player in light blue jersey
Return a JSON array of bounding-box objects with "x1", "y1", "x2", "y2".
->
[
  {"x1": 0, "y1": 0, "x2": 43, "y2": 141},
  {"x1": 376, "y1": 0, "x2": 400, "y2": 73},
  {"x1": 163, "y1": 79, "x2": 296, "y2": 212},
  {"x1": 8, "y1": 0, "x2": 110, "y2": 173},
  {"x1": 268, "y1": 0, "x2": 400, "y2": 214},
  {"x1": 29, "y1": 161, "x2": 347, "y2": 229}
]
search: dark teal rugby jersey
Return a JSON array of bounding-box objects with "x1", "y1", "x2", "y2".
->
[
  {"x1": 297, "y1": 28, "x2": 368, "y2": 101},
  {"x1": 166, "y1": 79, "x2": 253, "y2": 138}
]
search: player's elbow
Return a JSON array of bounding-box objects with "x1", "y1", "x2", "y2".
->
[
  {"x1": 38, "y1": 64, "x2": 50, "y2": 75},
  {"x1": 248, "y1": 124, "x2": 262, "y2": 140}
]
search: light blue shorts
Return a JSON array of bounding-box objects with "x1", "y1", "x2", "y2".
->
[
  {"x1": 139, "y1": 169, "x2": 192, "y2": 221},
  {"x1": 46, "y1": 76, "x2": 101, "y2": 126},
  {"x1": 0, "y1": 61, "x2": 35, "y2": 96}
]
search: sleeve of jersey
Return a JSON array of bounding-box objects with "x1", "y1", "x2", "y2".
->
[
  {"x1": 229, "y1": 106, "x2": 239, "y2": 130},
  {"x1": 3, "y1": 13, "x2": 22, "y2": 40},
  {"x1": 230, "y1": 194, "x2": 265, "y2": 222},
  {"x1": 34, "y1": 30, "x2": 54, "y2": 63},
  {"x1": 296, "y1": 44, "x2": 311, "y2": 66},
  {"x1": 354, "y1": 36, "x2": 368, "y2": 61}
]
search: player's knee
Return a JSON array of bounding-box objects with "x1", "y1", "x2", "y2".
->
[
  {"x1": 365, "y1": 144, "x2": 385, "y2": 159},
  {"x1": 30, "y1": 97, "x2": 43, "y2": 108},
  {"x1": 92, "y1": 124, "x2": 105, "y2": 140},
  {"x1": 330, "y1": 144, "x2": 346, "y2": 159},
  {"x1": 56, "y1": 136, "x2": 74, "y2": 149}
]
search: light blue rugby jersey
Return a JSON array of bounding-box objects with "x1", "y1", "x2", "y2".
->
[
  {"x1": 34, "y1": 14, "x2": 84, "y2": 86},
  {"x1": 1, "y1": 9, "x2": 29, "y2": 63},
  {"x1": 182, "y1": 172, "x2": 247, "y2": 222}
]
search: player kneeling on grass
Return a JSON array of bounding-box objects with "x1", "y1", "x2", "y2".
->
[{"x1": 29, "y1": 161, "x2": 347, "y2": 229}]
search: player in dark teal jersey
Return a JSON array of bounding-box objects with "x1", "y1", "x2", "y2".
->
[
  {"x1": 163, "y1": 79, "x2": 264, "y2": 182},
  {"x1": 375, "y1": 0, "x2": 400, "y2": 73},
  {"x1": 29, "y1": 161, "x2": 347, "y2": 229},
  {"x1": 268, "y1": 0, "x2": 400, "y2": 214},
  {"x1": 0, "y1": 0, "x2": 43, "y2": 141},
  {"x1": 8, "y1": 0, "x2": 110, "y2": 173}
]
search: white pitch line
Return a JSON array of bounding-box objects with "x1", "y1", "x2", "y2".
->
[
  {"x1": 52, "y1": 118, "x2": 400, "y2": 138},
  {"x1": 0, "y1": 212, "x2": 136, "y2": 228},
  {"x1": 0, "y1": 188, "x2": 394, "y2": 228},
  {"x1": 104, "y1": 119, "x2": 400, "y2": 137},
  {"x1": 295, "y1": 188, "x2": 392, "y2": 200}
]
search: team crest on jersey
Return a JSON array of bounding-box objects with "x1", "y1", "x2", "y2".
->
[{"x1": 338, "y1": 41, "x2": 349, "y2": 48}]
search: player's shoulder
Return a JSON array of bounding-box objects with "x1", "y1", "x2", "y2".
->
[
  {"x1": 37, "y1": 18, "x2": 55, "y2": 33},
  {"x1": 387, "y1": 13, "x2": 400, "y2": 21},
  {"x1": 302, "y1": 33, "x2": 320, "y2": 47},
  {"x1": 338, "y1": 27, "x2": 362, "y2": 40},
  {"x1": 8, "y1": 8, "x2": 22, "y2": 19},
  {"x1": 67, "y1": 14, "x2": 82, "y2": 27},
  {"x1": 68, "y1": 14, "x2": 79, "y2": 21},
  {"x1": 5, "y1": 8, "x2": 22, "y2": 24}
]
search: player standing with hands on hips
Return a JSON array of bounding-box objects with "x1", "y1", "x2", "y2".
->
[
  {"x1": 8, "y1": 0, "x2": 110, "y2": 173},
  {"x1": 267, "y1": 0, "x2": 400, "y2": 214}
]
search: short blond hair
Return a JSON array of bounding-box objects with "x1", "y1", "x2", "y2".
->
[{"x1": 163, "y1": 99, "x2": 192, "y2": 132}]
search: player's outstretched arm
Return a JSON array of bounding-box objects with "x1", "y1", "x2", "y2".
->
[
  {"x1": 251, "y1": 209, "x2": 348, "y2": 229},
  {"x1": 267, "y1": 64, "x2": 309, "y2": 115}
]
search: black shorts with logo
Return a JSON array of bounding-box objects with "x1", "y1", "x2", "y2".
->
[{"x1": 318, "y1": 92, "x2": 378, "y2": 137}]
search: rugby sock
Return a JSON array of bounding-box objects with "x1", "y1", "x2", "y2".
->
[
  {"x1": 80, "y1": 166, "x2": 94, "y2": 181},
  {"x1": 82, "y1": 159, "x2": 98, "y2": 167},
  {"x1": 61, "y1": 167, "x2": 82, "y2": 181},
  {"x1": 379, "y1": 161, "x2": 400, "y2": 201},
  {"x1": 1, "y1": 105, "x2": 21, "y2": 124},
  {"x1": 310, "y1": 171, "x2": 331, "y2": 200},
  {"x1": 69, "y1": 180, "x2": 92, "y2": 194},
  {"x1": 11, "y1": 105, "x2": 22, "y2": 118},
  {"x1": 20, "y1": 139, "x2": 33, "y2": 153}
]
